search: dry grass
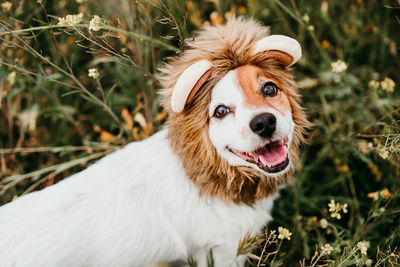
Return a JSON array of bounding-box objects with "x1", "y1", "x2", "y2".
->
[{"x1": 0, "y1": 0, "x2": 399, "y2": 266}]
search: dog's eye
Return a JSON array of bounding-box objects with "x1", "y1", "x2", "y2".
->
[
  {"x1": 213, "y1": 105, "x2": 230, "y2": 119},
  {"x1": 261, "y1": 82, "x2": 278, "y2": 97}
]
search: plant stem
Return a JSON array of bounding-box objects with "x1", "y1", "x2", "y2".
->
[
  {"x1": 0, "y1": 151, "x2": 109, "y2": 195},
  {"x1": 270, "y1": 239, "x2": 283, "y2": 266},
  {"x1": 0, "y1": 24, "x2": 180, "y2": 52}
]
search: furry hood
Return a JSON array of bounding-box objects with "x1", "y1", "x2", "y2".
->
[{"x1": 159, "y1": 17, "x2": 309, "y2": 205}]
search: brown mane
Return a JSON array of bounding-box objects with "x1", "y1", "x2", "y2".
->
[{"x1": 159, "y1": 18, "x2": 309, "y2": 205}]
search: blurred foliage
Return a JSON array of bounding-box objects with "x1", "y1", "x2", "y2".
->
[{"x1": 1, "y1": 0, "x2": 400, "y2": 266}]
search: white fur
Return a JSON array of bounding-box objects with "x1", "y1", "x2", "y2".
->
[
  {"x1": 208, "y1": 69, "x2": 295, "y2": 176},
  {"x1": 0, "y1": 129, "x2": 277, "y2": 267},
  {"x1": 253, "y1": 35, "x2": 302, "y2": 66},
  {"x1": 171, "y1": 60, "x2": 212, "y2": 112}
]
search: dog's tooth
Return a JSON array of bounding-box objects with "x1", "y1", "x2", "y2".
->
[{"x1": 259, "y1": 157, "x2": 267, "y2": 167}]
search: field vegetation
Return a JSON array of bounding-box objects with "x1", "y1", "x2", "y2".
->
[{"x1": 0, "y1": 0, "x2": 399, "y2": 266}]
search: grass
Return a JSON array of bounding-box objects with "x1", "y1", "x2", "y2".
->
[{"x1": 1, "y1": 0, "x2": 400, "y2": 266}]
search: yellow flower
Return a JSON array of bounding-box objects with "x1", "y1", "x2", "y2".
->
[
  {"x1": 100, "y1": 131, "x2": 115, "y2": 143},
  {"x1": 88, "y1": 68, "x2": 99, "y2": 79},
  {"x1": 186, "y1": 1, "x2": 193, "y2": 12},
  {"x1": 367, "y1": 191, "x2": 379, "y2": 200},
  {"x1": 277, "y1": 227, "x2": 292, "y2": 240},
  {"x1": 121, "y1": 108, "x2": 133, "y2": 131},
  {"x1": 58, "y1": 13, "x2": 83, "y2": 26},
  {"x1": 357, "y1": 140, "x2": 373, "y2": 154},
  {"x1": 238, "y1": 6, "x2": 247, "y2": 14},
  {"x1": 380, "y1": 77, "x2": 395, "y2": 93},
  {"x1": 337, "y1": 164, "x2": 349, "y2": 173},
  {"x1": 89, "y1": 15, "x2": 102, "y2": 32},
  {"x1": 210, "y1": 11, "x2": 223, "y2": 25},
  {"x1": 331, "y1": 60, "x2": 347, "y2": 73},
  {"x1": 321, "y1": 40, "x2": 330, "y2": 49},
  {"x1": 380, "y1": 188, "x2": 392, "y2": 199},
  {"x1": 367, "y1": 188, "x2": 392, "y2": 200}
]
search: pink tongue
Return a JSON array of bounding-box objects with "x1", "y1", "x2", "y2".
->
[{"x1": 257, "y1": 143, "x2": 287, "y2": 166}]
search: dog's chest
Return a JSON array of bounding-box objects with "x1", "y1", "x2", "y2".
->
[{"x1": 124, "y1": 129, "x2": 276, "y2": 247}]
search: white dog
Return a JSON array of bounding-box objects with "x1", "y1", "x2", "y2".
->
[{"x1": 0, "y1": 18, "x2": 308, "y2": 267}]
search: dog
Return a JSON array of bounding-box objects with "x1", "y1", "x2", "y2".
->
[{"x1": 0, "y1": 18, "x2": 308, "y2": 267}]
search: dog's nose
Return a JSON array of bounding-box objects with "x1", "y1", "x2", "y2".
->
[{"x1": 249, "y1": 113, "x2": 276, "y2": 138}]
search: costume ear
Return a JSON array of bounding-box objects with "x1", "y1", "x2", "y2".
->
[
  {"x1": 253, "y1": 35, "x2": 302, "y2": 67},
  {"x1": 171, "y1": 60, "x2": 212, "y2": 113}
]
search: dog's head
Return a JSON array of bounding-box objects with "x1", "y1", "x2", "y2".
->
[{"x1": 160, "y1": 18, "x2": 309, "y2": 205}]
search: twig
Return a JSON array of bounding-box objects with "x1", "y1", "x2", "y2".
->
[
  {"x1": 0, "y1": 151, "x2": 109, "y2": 195},
  {"x1": 0, "y1": 60, "x2": 82, "y2": 91},
  {"x1": 358, "y1": 106, "x2": 400, "y2": 135},
  {"x1": 0, "y1": 145, "x2": 118, "y2": 154},
  {"x1": 158, "y1": 1, "x2": 184, "y2": 49},
  {"x1": 1, "y1": 22, "x2": 121, "y2": 124},
  {"x1": 0, "y1": 24, "x2": 179, "y2": 52}
]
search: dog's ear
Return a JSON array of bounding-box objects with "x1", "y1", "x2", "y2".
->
[
  {"x1": 253, "y1": 35, "x2": 302, "y2": 67},
  {"x1": 171, "y1": 60, "x2": 212, "y2": 113}
]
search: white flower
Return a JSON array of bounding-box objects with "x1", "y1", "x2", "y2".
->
[
  {"x1": 357, "y1": 241, "x2": 370, "y2": 256},
  {"x1": 302, "y1": 14, "x2": 310, "y2": 23},
  {"x1": 88, "y1": 68, "x2": 99, "y2": 79},
  {"x1": 37, "y1": 0, "x2": 43, "y2": 4},
  {"x1": 307, "y1": 25, "x2": 314, "y2": 31},
  {"x1": 19, "y1": 106, "x2": 39, "y2": 132},
  {"x1": 365, "y1": 259, "x2": 373, "y2": 266},
  {"x1": 341, "y1": 203, "x2": 348, "y2": 213},
  {"x1": 320, "y1": 218, "x2": 328, "y2": 229},
  {"x1": 89, "y1": 15, "x2": 102, "y2": 32},
  {"x1": 328, "y1": 200, "x2": 348, "y2": 220},
  {"x1": 331, "y1": 60, "x2": 347, "y2": 73},
  {"x1": 321, "y1": 244, "x2": 334, "y2": 255},
  {"x1": 7, "y1": 71, "x2": 16, "y2": 85},
  {"x1": 277, "y1": 227, "x2": 292, "y2": 240},
  {"x1": 58, "y1": 13, "x2": 83, "y2": 27},
  {"x1": 76, "y1": 0, "x2": 87, "y2": 3},
  {"x1": 378, "y1": 147, "x2": 390, "y2": 159},
  {"x1": 368, "y1": 80, "x2": 380, "y2": 90},
  {"x1": 380, "y1": 77, "x2": 395, "y2": 93},
  {"x1": 1, "y1": 2, "x2": 12, "y2": 11}
]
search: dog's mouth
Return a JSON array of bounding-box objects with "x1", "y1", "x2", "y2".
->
[{"x1": 229, "y1": 138, "x2": 289, "y2": 173}]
